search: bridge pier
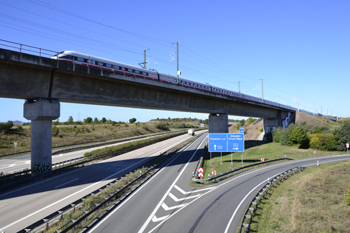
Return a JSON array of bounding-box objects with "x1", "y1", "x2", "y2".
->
[
  {"x1": 263, "y1": 111, "x2": 295, "y2": 140},
  {"x1": 24, "y1": 98, "x2": 60, "y2": 175},
  {"x1": 209, "y1": 113, "x2": 228, "y2": 133}
]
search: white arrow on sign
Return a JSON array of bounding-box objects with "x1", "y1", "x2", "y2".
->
[{"x1": 198, "y1": 167, "x2": 203, "y2": 173}]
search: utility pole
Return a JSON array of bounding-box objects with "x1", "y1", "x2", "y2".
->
[
  {"x1": 258, "y1": 79, "x2": 264, "y2": 103},
  {"x1": 143, "y1": 49, "x2": 149, "y2": 69},
  {"x1": 321, "y1": 106, "x2": 322, "y2": 115},
  {"x1": 238, "y1": 81, "x2": 242, "y2": 93},
  {"x1": 172, "y1": 42, "x2": 180, "y2": 84},
  {"x1": 313, "y1": 102, "x2": 314, "y2": 115}
]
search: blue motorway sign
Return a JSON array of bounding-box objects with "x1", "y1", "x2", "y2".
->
[
  {"x1": 208, "y1": 133, "x2": 244, "y2": 152},
  {"x1": 227, "y1": 133, "x2": 244, "y2": 152},
  {"x1": 208, "y1": 134, "x2": 227, "y2": 152},
  {"x1": 239, "y1": 126, "x2": 245, "y2": 134}
]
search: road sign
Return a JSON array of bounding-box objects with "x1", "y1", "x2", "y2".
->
[
  {"x1": 227, "y1": 134, "x2": 244, "y2": 152},
  {"x1": 14, "y1": 142, "x2": 17, "y2": 146},
  {"x1": 347, "y1": 143, "x2": 349, "y2": 148},
  {"x1": 239, "y1": 126, "x2": 244, "y2": 134},
  {"x1": 208, "y1": 134, "x2": 227, "y2": 152},
  {"x1": 313, "y1": 150, "x2": 316, "y2": 154},
  {"x1": 212, "y1": 170, "x2": 216, "y2": 175},
  {"x1": 198, "y1": 167, "x2": 203, "y2": 173},
  {"x1": 261, "y1": 158, "x2": 264, "y2": 162},
  {"x1": 198, "y1": 172, "x2": 203, "y2": 178}
]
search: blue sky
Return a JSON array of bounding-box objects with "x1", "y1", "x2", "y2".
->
[{"x1": 0, "y1": 0, "x2": 349, "y2": 123}]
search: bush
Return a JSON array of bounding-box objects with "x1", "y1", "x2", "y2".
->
[
  {"x1": 52, "y1": 126, "x2": 59, "y2": 137},
  {"x1": 346, "y1": 188, "x2": 350, "y2": 205},
  {"x1": 280, "y1": 124, "x2": 295, "y2": 146},
  {"x1": 0, "y1": 121, "x2": 14, "y2": 133},
  {"x1": 236, "y1": 119, "x2": 245, "y2": 130},
  {"x1": 289, "y1": 126, "x2": 308, "y2": 148},
  {"x1": 16, "y1": 125, "x2": 22, "y2": 130},
  {"x1": 156, "y1": 123, "x2": 169, "y2": 130},
  {"x1": 271, "y1": 127, "x2": 284, "y2": 143},
  {"x1": 129, "y1": 118, "x2": 137, "y2": 124},
  {"x1": 247, "y1": 118, "x2": 256, "y2": 125}
]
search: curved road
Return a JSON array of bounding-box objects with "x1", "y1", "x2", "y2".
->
[{"x1": 87, "y1": 133, "x2": 350, "y2": 233}]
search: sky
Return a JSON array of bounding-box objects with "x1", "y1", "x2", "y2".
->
[{"x1": 0, "y1": 0, "x2": 349, "y2": 123}]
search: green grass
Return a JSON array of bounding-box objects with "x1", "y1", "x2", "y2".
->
[
  {"x1": 200, "y1": 141, "x2": 343, "y2": 181},
  {"x1": 247, "y1": 160, "x2": 350, "y2": 233}
]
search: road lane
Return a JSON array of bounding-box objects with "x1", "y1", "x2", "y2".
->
[{"x1": 0, "y1": 131, "x2": 204, "y2": 233}]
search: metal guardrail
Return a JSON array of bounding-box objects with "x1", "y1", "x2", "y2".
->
[
  {"x1": 17, "y1": 132, "x2": 202, "y2": 233},
  {"x1": 0, "y1": 130, "x2": 179, "y2": 159},
  {"x1": 239, "y1": 166, "x2": 306, "y2": 233},
  {"x1": 192, "y1": 157, "x2": 294, "y2": 183},
  {"x1": 0, "y1": 131, "x2": 186, "y2": 190}
]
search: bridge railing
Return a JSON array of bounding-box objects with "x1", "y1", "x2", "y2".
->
[{"x1": 0, "y1": 39, "x2": 58, "y2": 58}]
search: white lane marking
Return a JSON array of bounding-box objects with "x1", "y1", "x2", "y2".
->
[
  {"x1": 148, "y1": 156, "x2": 350, "y2": 232},
  {"x1": 161, "y1": 202, "x2": 185, "y2": 211},
  {"x1": 55, "y1": 178, "x2": 79, "y2": 189},
  {"x1": 138, "y1": 136, "x2": 208, "y2": 233},
  {"x1": 0, "y1": 155, "x2": 152, "y2": 232},
  {"x1": 174, "y1": 185, "x2": 213, "y2": 195},
  {"x1": 59, "y1": 154, "x2": 63, "y2": 157},
  {"x1": 7, "y1": 164, "x2": 15, "y2": 168},
  {"x1": 25, "y1": 160, "x2": 31, "y2": 164},
  {"x1": 137, "y1": 153, "x2": 143, "y2": 155},
  {"x1": 169, "y1": 193, "x2": 199, "y2": 202},
  {"x1": 152, "y1": 215, "x2": 169, "y2": 223},
  {"x1": 87, "y1": 135, "x2": 206, "y2": 233},
  {"x1": 224, "y1": 171, "x2": 285, "y2": 233}
]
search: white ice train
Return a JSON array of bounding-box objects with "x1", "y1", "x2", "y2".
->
[{"x1": 52, "y1": 51, "x2": 336, "y2": 122}]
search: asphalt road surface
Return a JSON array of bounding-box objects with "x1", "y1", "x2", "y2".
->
[
  {"x1": 87, "y1": 133, "x2": 350, "y2": 233},
  {"x1": 0, "y1": 131, "x2": 203, "y2": 233}
]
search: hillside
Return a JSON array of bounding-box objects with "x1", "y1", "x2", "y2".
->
[{"x1": 229, "y1": 118, "x2": 263, "y2": 140}]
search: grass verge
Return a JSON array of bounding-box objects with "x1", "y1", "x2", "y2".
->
[{"x1": 247, "y1": 160, "x2": 350, "y2": 233}]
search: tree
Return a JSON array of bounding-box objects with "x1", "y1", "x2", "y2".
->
[
  {"x1": 94, "y1": 117, "x2": 99, "y2": 124},
  {"x1": 67, "y1": 116, "x2": 74, "y2": 124},
  {"x1": 289, "y1": 126, "x2": 308, "y2": 148},
  {"x1": 129, "y1": 118, "x2": 137, "y2": 124},
  {"x1": 101, "y1": 117, "x2": 107, "y2": 123},
  {"x1": 334, "y1": 121, "x2": 350, "y2": 151},
  {"x1": 84, "y1": 117, "x2": 93, "y2": 124}
]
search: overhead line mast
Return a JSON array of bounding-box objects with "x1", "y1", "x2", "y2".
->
[{"x1": 172, "y1": 42, "x2": 180, "y2": 84}]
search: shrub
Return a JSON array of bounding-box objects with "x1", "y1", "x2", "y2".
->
[
  {"x1": 271, "y1": 127, "x2": 284, "y2": 143},
  {"x1": 289, "y1": 126, "x2": 308, "y2": 148},
  {"x1": 280, "y1": 124, "x2": 295, "y2": 146},
  {"x1": 247, "y1": 118, "x2": 256, "y2": 125},
  {"x1": 129, "y1": 118, "x2": 137, "y2": 124},
  {"x1": 52, "y1": 126, "x2": 59, "y2": 137},
  {"x1": 156, "y1": 123, "x2": 169, "y2": 130},
  {"x1": 346, "y1": 188, "x2": 350, "y2": 205},
  {"x1": 16, "y1": 125, "x2": 22, "y2": 130}
]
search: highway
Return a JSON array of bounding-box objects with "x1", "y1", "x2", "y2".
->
[
  {"x1": 0, "y1": 132, "x2": 178, "y2": 174},
  {"x1": 0, "y1": 131, "x2": 204, "y2": 233},
  {"x1": 87, "y1": 133, "x2": 350, "y2": 233}
]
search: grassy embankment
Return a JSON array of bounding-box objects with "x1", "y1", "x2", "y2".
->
[
  {"x1": 200, "y1": 141, "x2": 343, "y2": 181},
  {"x1": 0, "y1": 122, "x2": 171, "y2": 156},
  {"x1": 247, "y1": 160, "x2": 350, "y2": 233}
]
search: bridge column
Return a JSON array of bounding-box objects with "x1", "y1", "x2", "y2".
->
[
  {"x1": 209, "y1": 113, "x2": 228, "y2": 133},
  {"x1": 24, "y1": 98, "x2": 60, "y2": 175}
]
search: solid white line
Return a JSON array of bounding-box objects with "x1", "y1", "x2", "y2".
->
[
  {"x1": 148, "y1": 155, "x2": 350, "y2": 232},
  {"x1": 137, "y1": 153, "x2": 143, "y2": 155},
  {"x1": 138, "y1": 136, "x2": 208, "y2": 233},
  {"x1": 55, "y1": 178, "x2": 79, "y2": 189},
  {"x1": 7, "y1": 164, "x2": 15, "y2": 167},
  {"x1": 0, "y1": 155, "x2": 152, "y2": 232},
  {"x1": 25, "y1": 160, "x2": 31, "y2": 164},
  {"x1": 87, "y1": 135, "x2": 200, "y2": 233}
]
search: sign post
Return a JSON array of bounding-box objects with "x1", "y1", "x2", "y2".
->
[
  {"x1": 346, "y1": 143, "x2": 349, "y2": 154},
  {"x1": 14, "y1": 142, "x2": 17, "y2": 153}
]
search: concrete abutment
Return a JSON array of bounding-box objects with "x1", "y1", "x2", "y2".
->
[{"x1": 24, "y1": 98, "x2": 60, "y2": 175}]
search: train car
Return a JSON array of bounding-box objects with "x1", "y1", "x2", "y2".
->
[
  {"x1": 51, "y1": 51, "x2": 159, "y2": 80},
  {"x1": 178, "y1": 77, "x2": 211, "y2": 91}
]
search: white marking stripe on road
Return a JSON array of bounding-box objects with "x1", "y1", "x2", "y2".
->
[
  {"x1": 138, "y1": 136, "x2": 208, "y2": 233},
  {"x1": 87, "y1": 135, "x2": 197, "y2": 233},
  {"x1": 55, "y1": 178, "x2": 79, "y2": 189},
  {"x1": 7, "y1": 164, "x2": 15, "y2": 168},
  {"x1": 0, "y1": 155, "x2": 153, "y2": 232},
  {"x1": 152, "y1": 215, "x2": 169, "y2": 223},
  {"x1": 161, "y1": 202, "x2": 185, "y2": 211},
  {"x1": 137, "y1": 153, "x2": 143, "y2": 155},
  {"x1": 174, "y1": 185, "x2": 213, "y2": 195},
  {"x1": 169, "y1": 193, "x2": 199, "y2": 202},
  {"x1": 25, "y1": 160, "x2": 31, "y2": 164}
]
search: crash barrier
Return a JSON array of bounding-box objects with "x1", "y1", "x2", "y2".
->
[
  {"x1": 192, "y1": 158, "x2": 293, "y2": 183},
  {"x1": 0, "y1": 130, "x2": 179, "y2": 159},
  {"x1": 239, "y1": 167, "x2": 306, "y2": 233},
  {"x1": 0, "y1": 131, "x2": 186, "y2": 190},
  {"x1": 17, "y1": 134, "x2": 202, "y2": 233}
]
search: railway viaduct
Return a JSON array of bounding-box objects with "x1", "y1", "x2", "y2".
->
[{"x1": 0, "y1": 48, "x2": 295, "y2": 174}]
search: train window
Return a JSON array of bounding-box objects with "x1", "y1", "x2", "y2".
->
[
  {"x1": 102, "y1": 63, "x2": 107, "y2": 67},
  {"x1": 89, "y1": 60, "x2": 94, "y2": 64},
  {"x1": 74, "y1": 57, "x2": 85, "y2": 62},
  {"x1": 95, "y1": 61, "x2": 99, "y2": 65},
  {"x1": 145, "y1": 73, "x2": 148, "y2": 76},
  {"x1": 106, "y1": 64, "x2": 112, "y2": 68},
  {"x1": 61, "y1": 55, "x2": 73, "y2": 60}
]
